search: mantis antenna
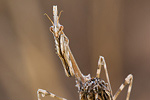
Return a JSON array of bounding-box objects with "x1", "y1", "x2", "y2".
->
[{"x1": 44, "y1": 13, "x2": 54, "y2": 26}]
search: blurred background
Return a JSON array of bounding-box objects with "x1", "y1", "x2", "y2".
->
[{"x1": 0, "y1": 0, "x2": 150, "y2": 100}]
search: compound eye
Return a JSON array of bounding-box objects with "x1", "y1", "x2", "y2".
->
[
  {"x1": 59, "y1": 25, "x2": 64, "y2": 31},
  {"x1": 50, "y1": 26, "x2": 54, "y2": 32}
]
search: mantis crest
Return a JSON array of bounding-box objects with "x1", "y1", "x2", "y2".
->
[{"x1": 37, "y1": 5, "x2": 133, "y2": 100}]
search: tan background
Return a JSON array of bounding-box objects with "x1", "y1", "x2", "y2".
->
[{"x1": 0, "y1": 0, "x2": 150, "y2": 100}]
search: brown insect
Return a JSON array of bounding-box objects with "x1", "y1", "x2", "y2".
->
[{"x1": 37, "y1": 5, "x2": 133, "y2": 100}]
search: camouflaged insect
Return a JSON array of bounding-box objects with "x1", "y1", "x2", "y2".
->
[{"x1": 37, "y1": 5, "x2": 133, "y2": 100}]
